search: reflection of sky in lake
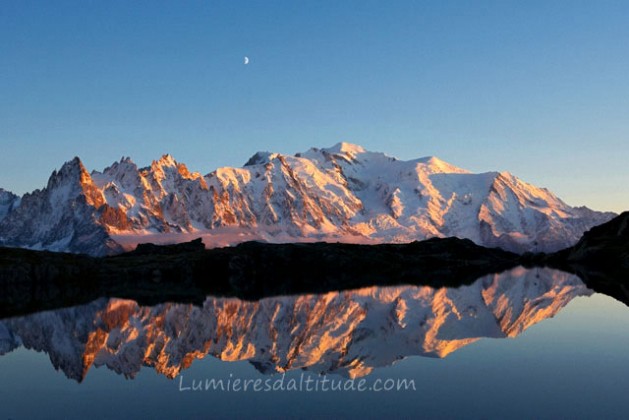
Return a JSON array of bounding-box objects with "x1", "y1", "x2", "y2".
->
[{"x1": 1, "y1": 269, "x2": 628, "y2": 419}]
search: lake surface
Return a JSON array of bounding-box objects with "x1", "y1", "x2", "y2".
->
[{"x1": 1, "y1": 266, "x2": 628, "y2": 419}]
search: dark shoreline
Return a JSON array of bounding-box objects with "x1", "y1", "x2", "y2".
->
[{"x1": 0, "y1": 237, "x2": 520, "y2": 318}]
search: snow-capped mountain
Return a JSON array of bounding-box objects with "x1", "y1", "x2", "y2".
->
[
  {"x1": 0, "y1": 267, "x2": 590, "y2": 381},
  {"x1": 0, "y1": 143, "x2": 615, "y2": 255},
  {"x1": 0, "y1": 158, "x2": 122, "y2": 255}
]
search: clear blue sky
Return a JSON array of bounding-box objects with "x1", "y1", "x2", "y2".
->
[{"x1": 1, "y1": 1, "x2": 628, "y2": 212}]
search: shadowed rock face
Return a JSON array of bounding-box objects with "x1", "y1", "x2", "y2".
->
[
  {"x1": 559, "y1": 211, "x2": 629, "y2": 265},
  {"x1": 0, "y1": 189, "x2": 19, "y2": 222},
  {"x1": 0, "y1": 267, "x2": 589, "y2": 382}
]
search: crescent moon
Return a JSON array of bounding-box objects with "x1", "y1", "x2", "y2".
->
[{"x1": 244, "y1": 56, "x2": 249, "y2": 65}]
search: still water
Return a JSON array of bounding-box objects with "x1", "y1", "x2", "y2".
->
[{"x1": 1, "y1": 267, "x2": 628, "y2": 419}]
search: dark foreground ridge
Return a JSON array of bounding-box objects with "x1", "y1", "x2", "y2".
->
[
  {"x1": 542, "y1": 211, "x2": 629, "y2": 306},
  {"x1": 1, "y1": 211, "x2": 628, "y2": 318},
  {"x1": 0, "y1": 237, "x2": 519, "y2": 318}
]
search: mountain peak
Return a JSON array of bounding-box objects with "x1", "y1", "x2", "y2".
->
[
  {"x1": 48, "y1": 157, "x2": 91, "y2": 188},
  {"x1": 244, "y1": 151, "x2": 276, "y2": 167},
  {"x1": 324, "y1": 142, "x2": 366, "y2": 155},
  {"x1": 41, "y1": 156, "x2": 107, "y2": 210},
  {"x1": 153, "y1": 154, "x2": 177, "y2": 168},
  {"x1": 63, "y1": 156, "x2": 86, "y2": 171},
  {"x1": 416, "y1": 156, "x2": 469, "y2": 174}
]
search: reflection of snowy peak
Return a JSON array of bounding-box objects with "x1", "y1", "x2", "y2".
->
[
  {"x1": 0, "y1": 143, "x2": 614, "y2": 255},
  {"x1": 0, "y1": 299, "x2": 106, "y2": 380},
  {"x1": 0, "y1": 267, "x2": 591, "y2": 381}
]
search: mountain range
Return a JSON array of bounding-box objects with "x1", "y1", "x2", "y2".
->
[{"x1": 0, "y1": 143, "x2": 615, "y2": 256}]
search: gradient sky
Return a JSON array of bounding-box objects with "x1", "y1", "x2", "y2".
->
[{"x1": 1, "y1": 1, "x2": 628, "y2": 212}]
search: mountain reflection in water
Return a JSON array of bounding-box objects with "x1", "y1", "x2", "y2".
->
[{"x1": 0, "y1": 267, "x2": 591, "y2": 382}]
